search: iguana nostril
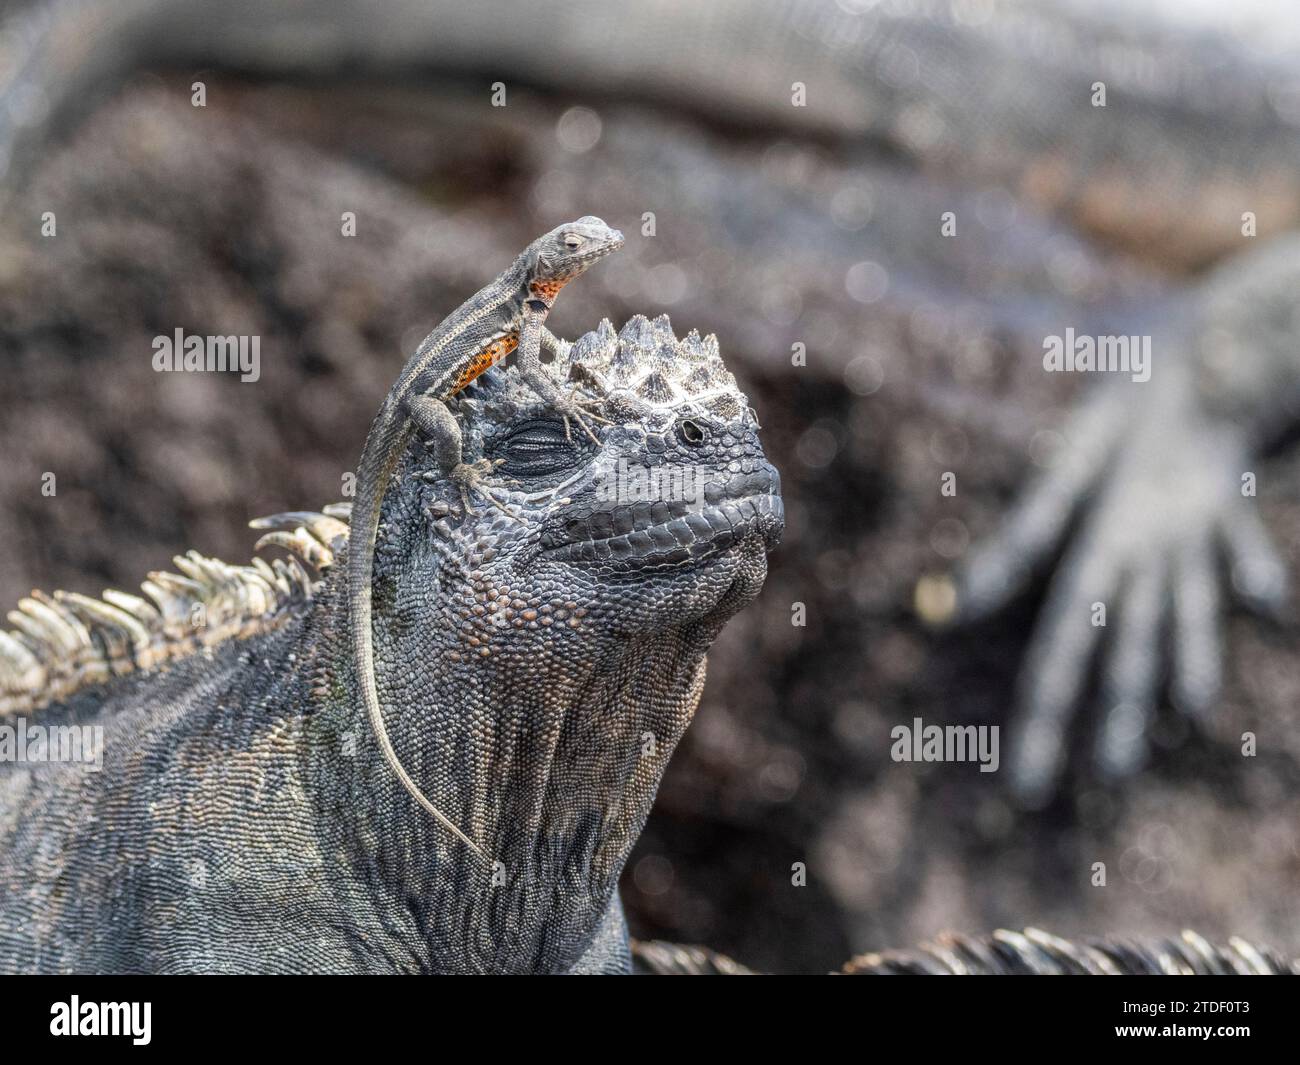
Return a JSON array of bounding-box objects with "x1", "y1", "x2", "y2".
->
[{"x1": 678, "y1": 418, "x2": 707, "y2": 446}]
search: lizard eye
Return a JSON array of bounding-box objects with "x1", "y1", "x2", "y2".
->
[
  {"x1": 493, "y1": 419, "x2": 589, "y2": 479},
  {"x1": 563, "y1": 233, "x2": 584, "y2": 249}
]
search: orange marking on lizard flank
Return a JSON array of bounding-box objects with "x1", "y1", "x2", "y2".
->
[
  {"x1": 529, "y1": 277, "x2": 570, "y2": 301},
  {"x1": 450, "y1": 332, "x2": 518, "y2": 394}
]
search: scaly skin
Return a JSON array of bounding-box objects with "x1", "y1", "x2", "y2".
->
[
  {"x1": 839, "y1": 927, "x2": 1298, "y2": 974},
  {"x1": 0, "y1": 72, "x2": 1296, "y2": 969},
  {"x1": 0, "y1": 314, "x2": 784, "y2": 973},
  {"x1": 347, "y1": 217, "x2": 622, "y2": 853},
  {"x1": 633, "y1": 930, "x2": 1298, "y2": 975}
]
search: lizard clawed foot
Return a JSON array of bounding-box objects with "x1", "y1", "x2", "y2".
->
[
  {"x1": 451, "y1": 459, "x2": 519, "y2": 520},
  {"x1": 420, "y1": 460, "x2": 520, "y2": 523},
  {"x1": 554, "y1": 391, "x2": 612, "y2": 445}
]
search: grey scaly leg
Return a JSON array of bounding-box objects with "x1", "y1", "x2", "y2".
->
[
  {"x1": 406, "y1": 394, "x2": 511, "y2": 517},
  {"x1": 518, "y1": 311, "x2": 610, "y2": 443}
]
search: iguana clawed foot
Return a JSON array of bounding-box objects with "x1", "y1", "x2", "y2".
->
[{"x1": 948, "y1": 367, "x2": 1289, "y2": 808}]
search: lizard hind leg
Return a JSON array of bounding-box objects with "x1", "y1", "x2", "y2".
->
[
  {"x1": 406, "y1": 394, "x2": 519, "y2": 521},
  {"x1": 449, "y1": 459, "x2": 519, "y2": 522}
]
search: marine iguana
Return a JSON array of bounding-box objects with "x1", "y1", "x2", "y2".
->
[
  {"x1": 949, "y1": 234, "x2": 1300, "y2": 803},
  {"x1": 0, "y1": 313, "x2": 784, "y2": 973},
  {"x1": 633, "y1": 929, "x2": 1299, "y2": 975},
  {"x1": 5, "y1": 0, "x2": 1300, "y2": 264}
]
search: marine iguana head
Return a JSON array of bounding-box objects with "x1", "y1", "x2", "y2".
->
[
  {"x1": 525, "y1": 216, "x2": 625, "y2": 301},
  {"x1": 340, "y1": 313, "x2": 781, "y2": 972},
  {"x1": 435, "y1": 312, "x2": 781, "y2": 646}
]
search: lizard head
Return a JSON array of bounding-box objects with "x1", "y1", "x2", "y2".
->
[
  {"x1": 529, "y1": 215, "x2": 625, "y2": 291},
  {"x1": 360, "y1": 314, "x2": 779, "y2": 969}
]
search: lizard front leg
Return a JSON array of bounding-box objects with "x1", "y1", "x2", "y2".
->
[
  {"x1": 518, "y1": 304, "x2": 610, "y2": 443},
  {"x1": 540, "y1": 326, "x2": 569, "y2": 361},
  {"x1": 405, "y1": 393, "x2": 513, "y2": 518}
]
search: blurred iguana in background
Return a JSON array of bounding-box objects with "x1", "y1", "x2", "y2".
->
[{"x1": 2, "y1": 0, "x2": 1300, "y2": 971}]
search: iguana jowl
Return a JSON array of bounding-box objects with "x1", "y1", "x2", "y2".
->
[
  {"x1": 348, "y1": 217, "x2": 623, "y2": 856},
  {"x1": 0, "y1": 312, "x2": 783, "y2": 973}
]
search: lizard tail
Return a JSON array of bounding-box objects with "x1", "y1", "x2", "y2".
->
[{"x1": 348, "y1": 403, "x2": 486, "y2": 861}]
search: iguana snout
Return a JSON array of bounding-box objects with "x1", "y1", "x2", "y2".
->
[{"x1": 537, "y1": 429, "x2": 783, "y2": 571}]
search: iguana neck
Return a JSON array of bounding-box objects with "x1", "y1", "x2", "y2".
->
[{"x1": 309, "y1": 558, "x2": 711, "y2": 974}]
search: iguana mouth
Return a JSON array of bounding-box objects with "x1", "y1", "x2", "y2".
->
[{"x1": 540, "y1": 468, "x2": 783, "y2": 568}]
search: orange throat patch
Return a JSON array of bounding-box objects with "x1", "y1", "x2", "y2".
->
[{"x1": 528, "y1": 277, "x2": 569, "y2": 302}]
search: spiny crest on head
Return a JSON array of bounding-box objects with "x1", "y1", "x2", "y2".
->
[{"x1": 453, "y1": 313, "x2": 747, "y2": 421}]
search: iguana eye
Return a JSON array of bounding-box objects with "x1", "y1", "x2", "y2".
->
[
  {"x1": 493, "y1": 420, "x2": 588, "y2": 479},
  {"x1": 563, "y1": 233, "x2": 583, "y2": 249}
]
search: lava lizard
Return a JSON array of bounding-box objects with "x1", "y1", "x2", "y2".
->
[{"x1": 349, "y1": 216, "x2": 624, "y2": 855}]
